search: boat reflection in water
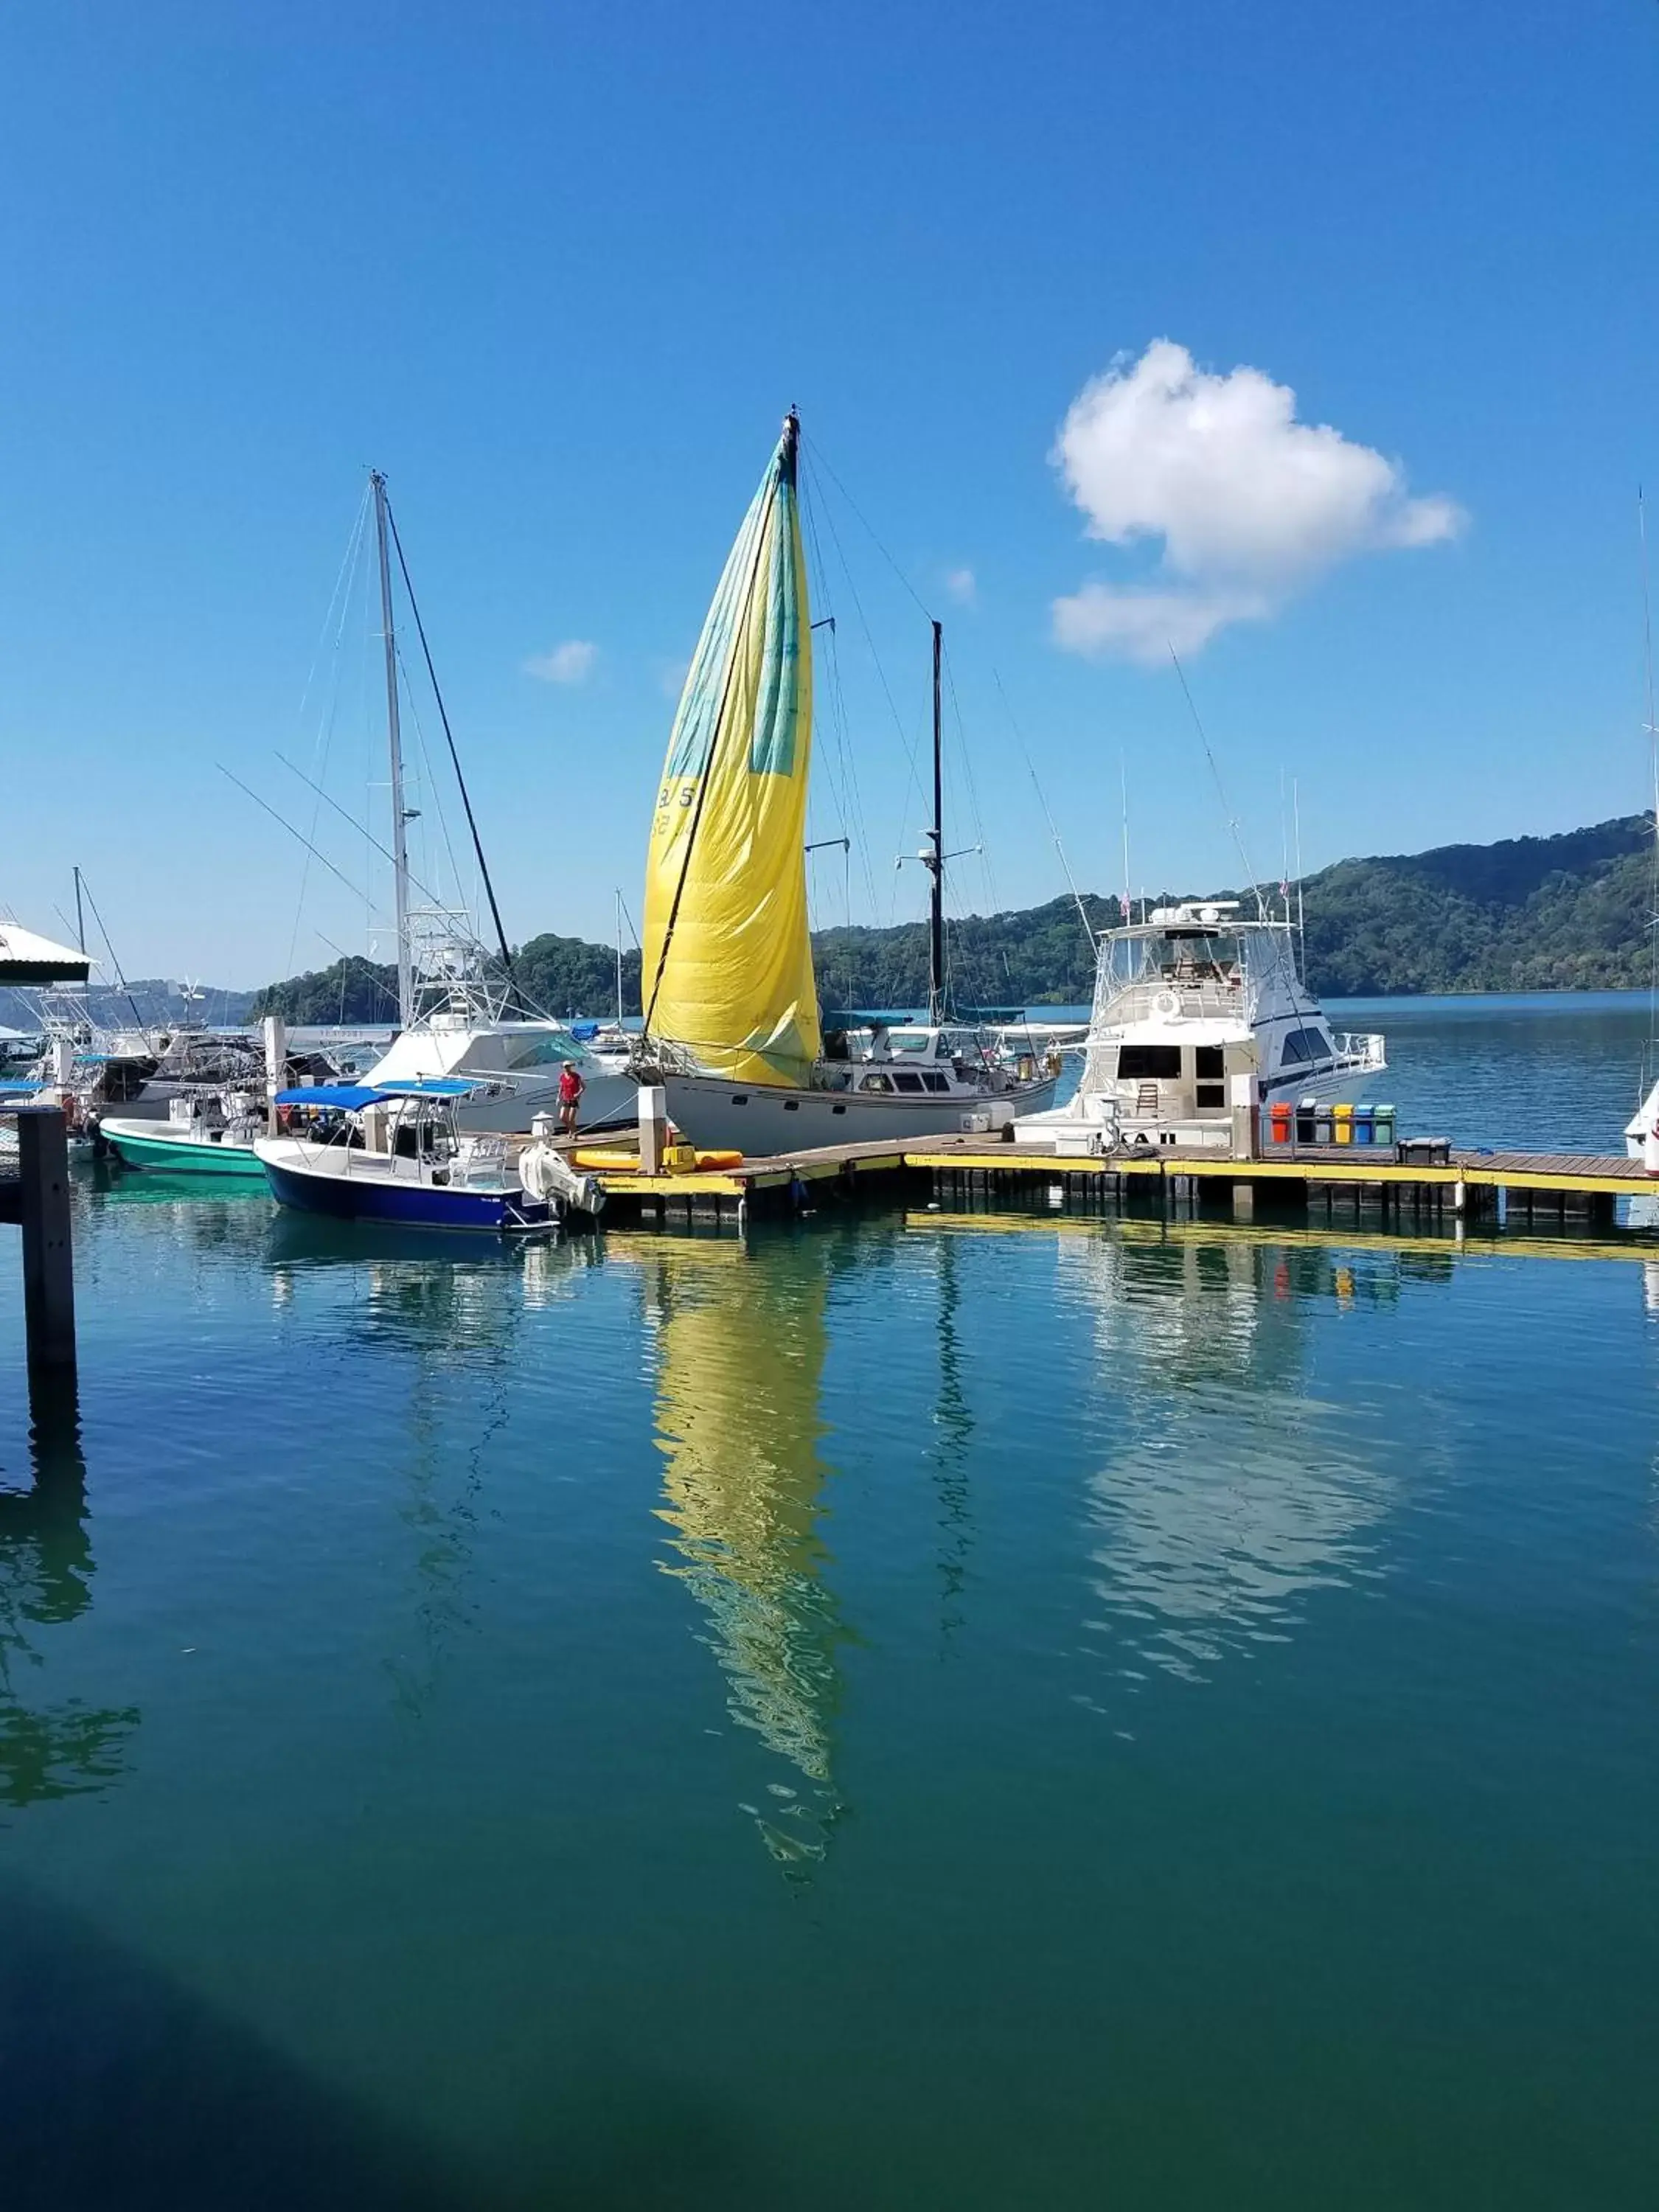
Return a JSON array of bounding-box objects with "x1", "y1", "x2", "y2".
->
[
  {"x1": 1058, "y1": 1221, "x2": 1413, "y2": 1692},
  {"x1": 0, "y1": 1373, "x2": 139, "y2": 1809},
  {"x1": 260, "y1": 1214, "x2": 599, "y2": 1725},
  {"x1": 633, "y1": 1234, "x2": 849, "y2": 1875},
  {"x1": 262, "y1": 1209, "x2": 602, "y2": 1335}
]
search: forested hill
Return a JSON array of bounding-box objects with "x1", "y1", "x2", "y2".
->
[
  {"x1": 1298, "y1": 814, "x2": 1655, "y2": 995},
  {"x1": 239, "y1": 813, "x2": 1659, "y2": 1021}
]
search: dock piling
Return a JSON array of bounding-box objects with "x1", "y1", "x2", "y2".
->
[{"x1": 17, "y1": 1106, "x2": 76, "y2": 1373}]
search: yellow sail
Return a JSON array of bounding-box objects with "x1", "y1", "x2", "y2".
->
[{"x1": 641, "y1": 414, "x2": 819, "y2": 1085}]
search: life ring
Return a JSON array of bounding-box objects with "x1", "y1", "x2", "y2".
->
[{"x1": 1153, "y1": 989, "x2": 1181, "y2": 1019}]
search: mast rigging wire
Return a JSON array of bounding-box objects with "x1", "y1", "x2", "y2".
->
[
  {"x1": 74, "y1": 874, "x2": 146, "y2": 1036},
  {"x1": 384, "y1": 493, "x2": 518, "y2": 990}
]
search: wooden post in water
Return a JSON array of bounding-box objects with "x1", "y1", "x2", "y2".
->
[
  {"x1": 17, "y1": 1106, "x2": 75, "y2": 1372},
  {"x1": 262, "y1": 1015, "x2": 288, "y2": 1134}
]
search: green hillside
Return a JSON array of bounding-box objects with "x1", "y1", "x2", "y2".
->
[
  {"x1": 243, "y1": 813, "x2": 1659, "y2": 1020},
  {"x1": 1298, "y1": 815, "x2": 1655, "y2": 994}
]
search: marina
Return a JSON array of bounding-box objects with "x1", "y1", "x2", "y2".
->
[{"x1": 6, "y1": 9, "x2": 1659, "y2": 2199}]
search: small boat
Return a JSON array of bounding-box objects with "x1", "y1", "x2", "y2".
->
[
  {"x1": 254, "y1": 1081, "x2": 604, "y2": 1232},
  {"x1": 1018, "y1": 897, "x2": 1385, "y2": 1150},
  {"x1": 100, "y1": 1093, "x2": 268, "y2": 1178},
  {"x1": 633, "y1": 412, "x2": 1057, "y2": 1148}
]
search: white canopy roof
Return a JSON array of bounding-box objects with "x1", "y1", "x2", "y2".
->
[{"x1": 0, "y1": 921, "x2": 90, "y2": 985}]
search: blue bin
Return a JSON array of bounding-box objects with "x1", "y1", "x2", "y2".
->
[{"x1": 1353, "y1": 1102, "x2": 1374, "y2": 1146}]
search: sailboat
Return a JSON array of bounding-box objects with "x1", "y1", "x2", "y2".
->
[
  {"x1": 341, "y1": 471, "x2": 635, "y2": 1133},
  {"x1": 633, "y1": 412, "x2": 1058, "y2": 1155}
]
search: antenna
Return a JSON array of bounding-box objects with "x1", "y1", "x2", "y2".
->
[
  {"x1": 1121, "y1": 756, "x2": 1132, "y2": 926},
  {"x1": 1169, "y1": 646, "x2": 1264, "y2": 917},
  {"x1": 1293, "y1": 776, "x2": 1307, "y2": 978}
]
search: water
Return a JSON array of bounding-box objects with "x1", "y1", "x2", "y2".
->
[{"x1": 3, "y1": 995, "x2": 1657, "y2": 2208}]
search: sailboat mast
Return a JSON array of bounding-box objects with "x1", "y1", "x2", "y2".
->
[
  {"x1": 928, "y1": 618, "x2": 945, "y2": 1022},
  {"x1": 371, "y1": 470, "x2": 414, "y2": 1032},
  {"x1": 72, "y1": 866, "x2": 86, "y2": 956},
  {"x1": 615, "y1": 889, "x2": 625, "y2": 1025}
]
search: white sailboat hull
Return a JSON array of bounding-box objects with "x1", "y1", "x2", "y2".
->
[{"x1": 657, "y1": 1069, "x2": 1060, "y2": 1155}]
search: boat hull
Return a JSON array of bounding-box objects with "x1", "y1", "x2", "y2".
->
[
  {"x1": 254, "y1": 1141, "x2": 554, "y2": 1232},
  {"x1": 654, "y1": 1070, "x2": 1060, "y2": 1155},
  {"x1": 99, "y1": 1118, "x2": 267, "y2": 1178}
]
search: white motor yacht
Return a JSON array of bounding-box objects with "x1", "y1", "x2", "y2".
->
[{"x1": 1018, "y1": 900, "x2": 1385, "y2": 1150}]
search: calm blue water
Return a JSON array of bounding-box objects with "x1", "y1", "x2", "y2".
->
[{"x1": 2, "y1": 995, "x2": 1658, "y2": 2208}]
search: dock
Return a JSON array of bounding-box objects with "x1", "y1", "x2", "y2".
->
[{"x1": 569, "y1": 1130, "x2": 1657, "y2": 1235}]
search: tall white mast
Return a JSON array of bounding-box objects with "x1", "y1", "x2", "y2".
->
[
  {"x1": 372, "y1": 470, "x2": 414, "y2": 1032},
  {"x1": 615, "y1": 888, "x2": 625, "y2": 1026}
]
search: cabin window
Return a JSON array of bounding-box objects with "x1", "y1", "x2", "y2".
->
[
  {"x1": 922, "y1": 1071, "x2": 950, "y2": 1093},
  {"x1": 892, "y1": 1072, "x2": 925, "y2": 1093},
  {"x1": 1195, "y1": 1084, "x2": 1227, "y2": 1110},
  {"x1": 832, "y1": 1102, "x2": 846, "y2": 1114},
  {"x1": 730, "y1": 1094, "x2": 748, "y2": 1105},
  {"x1": 1117, "y1": 1045, "x2": 1181, "y2": 1080},
  {"x1": 1194, "y1": 1046, "x2": 1224, "y2": 1079},
  {"x1": 860, "y1": 1073, "x2": 894, "y2": 1093},
  {"x1": 784, "y1": 1099, "x2": 799, "y2": 1111},
  {"x1": 1279, "y1": 1027, "x2": 1333, "y2": 1066}
]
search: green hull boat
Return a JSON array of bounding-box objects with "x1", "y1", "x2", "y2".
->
[{"x1": 100, "y1": 1116, "x2": 269, "y2": 1180}]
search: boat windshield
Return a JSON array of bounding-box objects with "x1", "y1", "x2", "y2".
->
[{"x1": 1107, "y1": 930, "x2": 1243, "y2": 990}]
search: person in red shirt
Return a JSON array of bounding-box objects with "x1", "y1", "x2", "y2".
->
[{"x1": 557, "y1": 1060, "x2": 584, "y2": 1135}]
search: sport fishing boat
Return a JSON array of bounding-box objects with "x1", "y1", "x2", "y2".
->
[
  {"x1": 100, "y1": 1091, "x2": 268, "y2": 1178},
  {"x1": 254, "y1": 1081, "x2": 605, "y2": 1231},
  {"x1": 358, "y1": 926, "x2": 634, "y2": 1133},
  {"x1": 1018, "y1": 898, "x2": 1385, "y2": 1150},
  {"x1": 633, "y1": 412, "x2": 1058, "y2": 1153}
]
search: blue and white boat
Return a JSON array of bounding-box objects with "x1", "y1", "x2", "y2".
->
[{"x1": 254, "y1": 1080, "x2": 604, "y2": 1233}]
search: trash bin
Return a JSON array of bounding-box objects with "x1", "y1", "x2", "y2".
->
[
  {"x1": 1313, "y1": 1105, "x2": 1334, "y2": 1146},
  {"x1": 1295, "y1": 1096, "x2": 1318, "y2": 1145},
  {"x1": 1332, "y1": 1102, "x2": 1354, "y2": 1147},
  {"x1": 1374, "y1": 1103, "x2": 1396, "y2": 1148},
  {"x1": 1269, "y1": 1101, "x2": 1292, "y2": 1145},
  {"x1": 1353, "y1": 1102, "x2": 1374, "y2": 1146}
]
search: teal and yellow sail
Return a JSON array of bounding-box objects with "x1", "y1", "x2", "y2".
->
[{"x1": 641, "y1": 414, "x2": 819, "y2": 1085}]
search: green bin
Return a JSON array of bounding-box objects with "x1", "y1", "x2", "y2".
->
[{"x1": 1374, "y1": 1104, "x2": 1396, "y2": 1147}]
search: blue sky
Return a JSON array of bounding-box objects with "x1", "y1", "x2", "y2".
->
[{"x1": 3, "y1": 0, "x2": 1657, "y2": 985}]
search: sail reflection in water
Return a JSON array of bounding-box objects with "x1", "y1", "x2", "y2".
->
[
  {"x1": 641, "y1": 1238, "x2": 846, "y2": 1869},
  {"x1": 1062, "y1": 1227, "x2": 1407, "y2": 1688}
]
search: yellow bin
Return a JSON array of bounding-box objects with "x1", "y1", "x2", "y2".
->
[{"x1": 1332, "y1": 1102, "x2": 1354, "y2": 1146}]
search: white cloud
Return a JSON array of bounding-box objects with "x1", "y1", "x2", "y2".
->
[
  {"x1": 1050, "y1": 339, "x2": 1464, "y2": 663},
  {"x1": 524, "y1": 639, "x2": 597, "y2": 684},
  {"x1": 945, "y1": 565, "x2": 977, "y2": 605}
]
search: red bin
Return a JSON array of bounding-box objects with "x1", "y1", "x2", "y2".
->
[{"x1": 1269, "y1": 1101, "x2": 1292, "y2": 1145}]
